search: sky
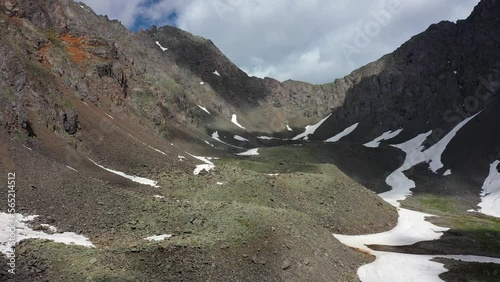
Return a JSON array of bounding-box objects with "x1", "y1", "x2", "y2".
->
[{"x1": 80, "y1": 0, "x2": 480, "y2": 84}]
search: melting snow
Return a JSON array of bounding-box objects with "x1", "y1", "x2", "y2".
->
[
  {"x1": 382, "y1": 131, "x2": 433, "y2": 207},
  {"x1": 335, "y1": 208, "x2": 448, "y2": 254},
  {"x1": 292, "y1": 114, "x2": 331, "y2": 140},
  {"x1": 127, "y1": 134, "x2": 167, "y2": 156},
  {"x1": 364, "y1": 129, "x2": 403, "y2": 148},
  {"x1": 334, "y1": 113, "x2": 490, "y2": 282},
  {"x1": 357, "y1": 253, "x2": 500, "y2": 282},
  {"x1": 237, "y1": 148, "x2": 259, "y2": 156},
  {"x1": 88, "y1": 158, "x2": 159, "y2": 187},
  {"x1": 325, "y1": 123, "x2": 359, "y2": 143},
  {"x1": 204, "y1": 140, "x2": 215, "y2": 148},
  {"x1": 188, "y1": 154, "x2": 216, "y2": 175},
  {"x1": 213, "y1": 70, "x2": 220, "y2": 76},
  {"x1": 426, "y1": 112, "x2": 480, "y2": 173},
  {"x1": 231, "y1": 114, "x2": 246, "y2": 129},
  {"x1": 476, "y1": 160, "x2": 500, "y2": 217},
  {"x1": 155, "y1": 41, "x2": 168, "y2": 51},
  {"x1": 0, "y1": 213, "x2": 94, "y2": 255},
  {"x1": 145, "y1": 234, "x2": 172, "y2": 241},
  {"x1": 234, "y1": 135, "x2": 249, "y2": 142},
  {"x1": 258, "y1": 136, "x2": 278, "y2": 140},
  {"x1": 66, "y1": 166, "x2": 78, "y2": 172},
  {"x1": 197, "y1": 105, "x2": 211, "y2": 114},
  {"x1": 211, "y1": 131, "x2": 244, "y2": 149}
]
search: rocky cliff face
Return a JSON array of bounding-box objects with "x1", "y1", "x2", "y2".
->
[{"x1": 1, "y1": 0, "x2": 498, "y2": 142}]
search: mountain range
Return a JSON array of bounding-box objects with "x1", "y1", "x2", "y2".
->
[{"x1": 0, "y1": 0, "x2": 499, "y2": 281}]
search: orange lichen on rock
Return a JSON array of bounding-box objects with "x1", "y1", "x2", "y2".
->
[{"x1": 60, "y1": 34, "x2": 91, "y2": 63}]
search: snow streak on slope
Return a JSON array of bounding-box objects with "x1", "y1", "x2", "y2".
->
[
  {"x1": 237, "y1": 148, "x2": 259, "y2": 156},
  {"x1": 197, "y1": 105, "x2": 211, "y2": 114},
  {"x1": 292, "y1": 114, "x2": 332, "y2": 140},
  {"x1": 477, "y1": 160, "x2": 500, "y2": 217},
  {"x1": 127, "y1": 134, "x2": 167, "y2": 156},
  {"x1": 234, "y1": 135, "x2": 249, "y2": 142},
  {"x1": 325, "y1": 123, "x2": 359, "y2": 143},
  {"x1": 0, "y1": 214, "x2": 94, "y2": 255},
  {"x1": 155, "y1": 41, "x2": 168, "y2": 51},
  {"x1": 364, "y1": 129, "x2": 403, "y2": 148},
  {"x1": 426, "y1": 112, "x2": 480, "y2": 173},
  {"x1": 231, "y1": 114, "x2": 246, "y2": 129},
  {"x1": 212, "y1": 70, "x2": 220, "y2": 76},
  {"x1": 88, "y1": 159, "x2": 159, "y2": 187},
  {"x1": 144, "y1": 234, "x2": 172, "y2": 241},
  {"x1": 383, "y1": 113, "x2": 480, "y2": 206},
  {"x1": 211, "y1": 131, "x2": 245, "y2": 149},
  {"x1": 382, "y1": 131, "x2": 433, "y2": 206}
]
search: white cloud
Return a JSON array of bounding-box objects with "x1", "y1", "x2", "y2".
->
[{"x1": 81, "y1": 0, "x2": 480, "y2": 84}]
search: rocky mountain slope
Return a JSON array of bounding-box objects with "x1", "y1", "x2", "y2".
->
[{"x1": 0, "y1": 0, "x2": 499, "y2": 281}]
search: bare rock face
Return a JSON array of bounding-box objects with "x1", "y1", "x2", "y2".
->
[{"x1": 62, "y1": 110, "x2": 78, "y2": 134}]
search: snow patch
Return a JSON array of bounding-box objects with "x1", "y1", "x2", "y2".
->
[
  {"x1": 188, "y1": 154, "x2": 215, "y2": 175},
  {"x1": 105, "y1": 113, "x2": 114, "y2": 120},
  {"x1": 237, "y1": 148, "x2": 259, "y2": 156},
  {"x1": 154, "y1": 195, "x2": 165, "y2": 199},
  {"x1": 145, "y1": 234, "x2": 172, "y2": 241},
  {"x1": 200, "y1": 81, "x2": 205, "y2": 85},
  {"x1": 292, "y1": 114, "x2": 331, "y2": 140},
  {"x1": 334, "y1": 208, "x2": 448, "y2": 254},
  {"x1": 178, "y1": 156, "x2": 186, "y2": 161},
  {"x1": 231, "y1": 114, "x2": 246, "y2": 129},
  {"x1": 476, "y1": 160, "x2": 500, "y2": 217},
  {"x1": 286, "y1": 124, "x2": 293, "y2": 132},
  {"x1": 213, "y1": 70, "x2": 220, "y2": 76},
  {"x1": 211, "y1": 131, "x2": 244, "y2": 149},
  {"x1": 216, "y1": 182, "x2": 225, "y2": 185},
  {"x1": 234, "y1": 135, "x2": 249, "y2": 142},
  {"x1": 155, "y1": 41, "x2": 168, "y2": 51},
  {"x1": 88, "y1": 158, "x2": 159, "y2": 187},
  {"x1": 356, "y1": 253, "x2": 500, "y2": 282},
  {"x1": 197, "y1": 105, "x2": 211, "y2": 114},
  {"x1": 0, "y1": 213, "x2": 94, "y2": 255},
  {"x1": 364, "y1": 129, "x2": 403, "y2": 148},
  {"x1": 325, "y1": 123, "x2": 359, "y2": 143},
  {"x1": 443, "y1": 169, "x2": 452, "y2": 176},
  {"x1": 258, "y1": 136, "x2": 278, "y2": 140},
  {"x1": 23, "y1": 145, "x2": 32, "y2": 151}
]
